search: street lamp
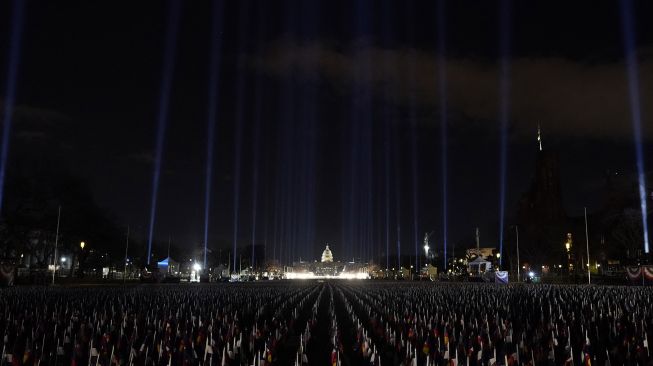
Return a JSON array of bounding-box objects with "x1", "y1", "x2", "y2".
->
[
  {"x1": 565, "y1": 233, "x2": 573, "y2": 274},
  {"x1": 80, "y1": 241, "x2": 85, "y2": 250}
]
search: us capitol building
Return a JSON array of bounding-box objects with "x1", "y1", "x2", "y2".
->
[{"x1": 286, "y1": 245, "x2": 369, "y2": 279}]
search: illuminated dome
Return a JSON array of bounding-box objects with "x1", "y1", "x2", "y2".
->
[{"x1": 321, "y1": 245, "x2": 333, "y2": 263}]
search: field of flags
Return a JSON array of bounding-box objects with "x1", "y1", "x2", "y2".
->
[{"x1": 0, "y1": 282, "x2": 652, "y2": 366}]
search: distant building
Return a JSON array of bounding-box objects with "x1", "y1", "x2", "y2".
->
[
  {"x1": 321, "y1": 245, "x2": 334, "y2": 263},
  {"x1": 285, "y1": 245, "x2": 370, "y2": 278}
]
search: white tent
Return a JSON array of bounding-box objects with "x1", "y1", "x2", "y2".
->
[{"x1": 467, "y1": 256, "x2": 492, "y2": 275}]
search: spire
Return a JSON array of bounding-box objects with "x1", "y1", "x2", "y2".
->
[{"x1": 537, "y1": 123, "x2": 543, "y2": 151}]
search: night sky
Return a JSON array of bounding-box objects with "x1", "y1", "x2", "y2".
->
[{"x1": 1, "y1": 0, "x2": 652, "y2": 263}]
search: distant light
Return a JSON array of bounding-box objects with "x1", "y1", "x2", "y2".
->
[
  {"x1": 193, "y1": 263, "x2": 202, "y2": 272},
  {"x1": 61, "y1": 257, "x2": 67, "y2": 263},
  {"x1": 528, "y1": 271, "x2": 534, "y2": 278},
  {"x1": 80, "y1": 241, "x2": 85, "y2": 249},
  {"x1": 496, "y1": 253, "x2": 501, "y2": 258}
]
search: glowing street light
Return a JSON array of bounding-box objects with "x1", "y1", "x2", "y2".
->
[
  {"x1": 423, "y1": 243, "x2": 429, "y2": 256},
  {"x1": 80, "y1": 241, "x2": 85, "y2": 250},
  {"x1": 193, "y1": 262, "x2": 202, "y2": 272}
]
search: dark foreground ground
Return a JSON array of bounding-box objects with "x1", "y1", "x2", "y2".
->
[{"x1": 1, "y1": 282, "x2": 652, "y2": 366}]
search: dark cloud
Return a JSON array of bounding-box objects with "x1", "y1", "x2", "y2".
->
[{"x1": 256, "y1": 40, "x2": 652, "y2": 140}]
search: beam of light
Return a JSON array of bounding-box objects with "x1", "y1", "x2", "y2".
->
[
  {"x1": 249, "y1": 4, "x2": 268, "y2": 270},
  {"x1": 300, "y1": 82, "x2": 317, "y2": 264},
  {"x1": 203, "y1": 0, "x2": 224, "y2": 268},
  {"x1": 497, "y1": 0, "x2": 512, "y2": 266},
  {"x1": 297, "y1": 0, "x2": 319, "y2": 264},
  {"x1": 345, "y1": 49, "x2": 361, "y2": 262},
  {"x1": 347, "y1": 115, "x2": 359, "y2": 261},
  {"x1": 271, "y1": 97, "x2": 285, "y2": 264},
  {"x1": 356, "y1": 1, "x2": 374, "y2": 265},
  {"x1": 393, "y1": 121, "x2": 402, "y2": 270},
  {"x1": 280, "y1": 73, "x2": 296, "y2": 265},
  {"x1": 272, "y1": 150, "x2": 281, "y2": 263},
  {"x1": 437, "y1": 0, "x2": 448, "y2": 271},
  {"x1": 263, "y1": 183, "x2": 269, "y2": 262},
  {"x1": 0, "y1": 0, "x2": 25, "y2": 213},
  {"x1": 363, "y1": 105, "x2": 374, "y2": 265},
  {"x1": 232, "y1": 0, "x2": 250, "y2": 272},
  {"x1": 410, "y1": 117, "x2": 420, "y2": 268},
  {"x1": 382, "y1": 0, "x2": 395, "y2": 271},
  {"x1": 250, "y1": 121, "x2": 260, "y2": 269},
  {"x1": 407, "y1": 3, "x2": 420, "y2": 270},
  {"x1": 341, "y1": 121, "x2": 351, "y2": 261},
  {"x1": 620, "y1": 0, "x2": 649, "y2": 254},
  {"x1": 250, "y1": 41, "x2": 264, "y2": 269},
  {"x1": 277, "y1": 0, "x2": 298, "y2": 266},
  {"x1": 384, "y1": 113, "x2": 391, "y2": 271},
  {"x1": 146, "y1": 0, "x2": 181, "y2": 265},
  {"x1": 278, "y1": 91, "x2": 294, "y2": 265}
]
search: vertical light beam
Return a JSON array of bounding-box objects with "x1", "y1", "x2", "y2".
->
[
  {"x1": 407, "y1": 11, "x2": 421, "y2": 271},
  {"x1": 384, "y1": 105, "x2": 391, "y2": 272},
  {"x1": 250, "y1": 42, "x2": 264, "y2": 269},
  {"x1": 203, "y1": 0, "x2": 224, "y2": 268},
  {"x1": 0, "y1": 0, "x2": 25, "y2": 213},
  {"x1": 382, "y1": 0, "x2": 395, "y2": 272},
  {"x1": 620, "y1": 0, "x2": 649, "y2": 254},
  {"x1": 146, "y1": 0, "x2": 181, "y2": 264},
  {"x1": 497, "y1": 0, "x2": 512, "y2": 266},
  {"x1": 437, "y1": 0, "x2": 448, "y2": 271},
  {"x1": 232, "y1": 1, "x2": 249, "y2": 272},
  {"x1": 393, "y1": 122, "x2": 402, "y2": 270}
]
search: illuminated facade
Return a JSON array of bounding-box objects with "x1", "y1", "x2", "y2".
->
[
  {"x1": 285, "y1": 245, "x2": 369, "y2": 279},
  {"x1": 321, "y1": 245, "x2": 334, "y2": 263}
]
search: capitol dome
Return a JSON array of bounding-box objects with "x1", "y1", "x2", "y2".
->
[{"x1": 321, "y1": 245, "x2": 333, "y2": 263}]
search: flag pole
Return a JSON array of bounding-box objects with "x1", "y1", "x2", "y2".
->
[
  {"x1": 52, "y1": 205, "x2": 61, "y2": 285},
  {"x1": 123, "y1": 225, "x2": 130, "y2": 284},
  {"x1": 515, "y1": 225, "x2": 520, "y2": 282},
  {"x1": 584, "y1": 207, "x2": 591, "y2": 284}
]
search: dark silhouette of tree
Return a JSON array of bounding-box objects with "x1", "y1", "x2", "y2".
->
[{"x1": 0, "y1": 152, "x2": 123, "y2": 267}]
